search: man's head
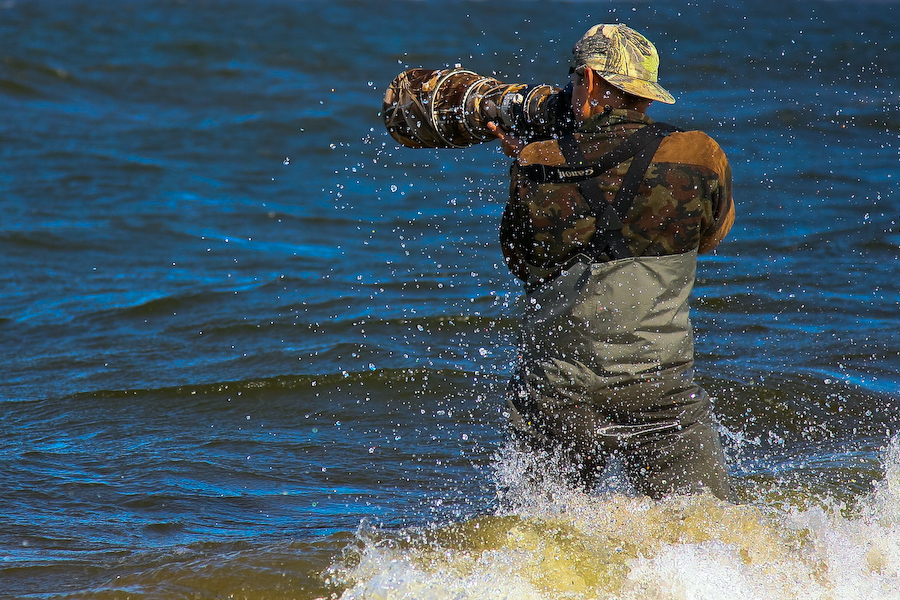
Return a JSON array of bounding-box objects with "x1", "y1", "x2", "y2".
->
[{"x1": 570, "y1": 24, "x2": 675, "y2": 105}]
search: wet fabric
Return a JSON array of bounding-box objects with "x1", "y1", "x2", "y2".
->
[{"x1": 505, "y1": 251, "x2": 732, "y2": 500}]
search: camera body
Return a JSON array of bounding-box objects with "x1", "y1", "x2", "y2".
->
[{"x1": 382, "y1": 67, "x2": 574, "y2": 149}]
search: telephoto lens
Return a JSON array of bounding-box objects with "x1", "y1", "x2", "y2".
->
[{"x1": 382, "y1": 67, "x2": 573, "y2": 149}]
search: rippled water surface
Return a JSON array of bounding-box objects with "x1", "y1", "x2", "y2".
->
[{"x1": 2, "y1": 0, "x2": 899, "y2": 598}]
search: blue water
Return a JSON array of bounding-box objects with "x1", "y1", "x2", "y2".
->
[{"x1": 2, "y1": 0, "x2": 899, "y2": 598}]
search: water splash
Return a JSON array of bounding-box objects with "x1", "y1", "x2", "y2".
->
[{"x1": 328, "y1": 437, "x2": 900, "y2": 600}]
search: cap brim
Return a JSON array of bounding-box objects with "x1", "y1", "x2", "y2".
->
[{"x1": 600, "y1": 72, "x2": 676, "y2": 105}]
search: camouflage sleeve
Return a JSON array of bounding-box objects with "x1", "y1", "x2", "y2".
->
[
  {"x1": 639, "y1": 129, "x2": 735, "y2": 255},
  {"x1": 500, "y1": 163, "x2": 531, "y2": 282},
  {"x1": 697, "y1": 141, "x2": 735, "y2": 254}
]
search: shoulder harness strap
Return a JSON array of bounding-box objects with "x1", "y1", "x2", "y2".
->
[{"x1": 544, "y1": 122, "x2": 680, "y2": 261}]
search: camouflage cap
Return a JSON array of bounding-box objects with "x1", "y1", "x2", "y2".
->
[{"x1": 571, "y1": 24, "x2": 675, "y2": 105}]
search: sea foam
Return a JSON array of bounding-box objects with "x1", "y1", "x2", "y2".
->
[{"x1": 330, "y1": 436, "x2": 900, "y2": 600}]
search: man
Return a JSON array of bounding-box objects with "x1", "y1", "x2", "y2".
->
[{"x1": 488, "y1": 24, "x2": 735, "y2": 501}]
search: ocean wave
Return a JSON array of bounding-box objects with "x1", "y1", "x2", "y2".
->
[
  {"x1": 58, "y1": 366, "x2": 490, "y2": 404},
  {"x1": 331, "y1": 437, "x2": 900, "y2": 600}
]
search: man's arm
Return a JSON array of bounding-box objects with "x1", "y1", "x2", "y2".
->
[
  {"x1": 698, "y1": 158, "x2": 735, "y2": 254},
  {"x1": 487, "y1": 122, "x2": 525, "y2": 158}
]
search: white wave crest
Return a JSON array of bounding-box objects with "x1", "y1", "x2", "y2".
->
[{"x1": 330, "y1": 436, "x2": 900, "y2": 600}]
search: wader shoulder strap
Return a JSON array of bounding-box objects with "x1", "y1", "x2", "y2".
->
[{"x1": 555, "y1": 122, "x2": 680, "y2": 260}]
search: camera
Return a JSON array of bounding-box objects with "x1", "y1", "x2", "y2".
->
[{"x1": 382, "y1": 67, "x2": 574, "y2": 149}]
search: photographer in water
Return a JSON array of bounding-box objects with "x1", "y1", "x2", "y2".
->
[{"x1": 384, "y1": 24, "x2": 735, "y2": 500}]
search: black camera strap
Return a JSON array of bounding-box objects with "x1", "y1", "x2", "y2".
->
[{"x1": 536, "y1": 122, "x2": 681, "y2": 260}]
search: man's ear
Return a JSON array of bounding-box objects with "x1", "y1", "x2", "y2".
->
[
  {"x1": 584, "y1": 68, "x2": 608, "y2": 106},
  {"x1": 583, "y1": 67, "x2": 596, "y2": 94}
]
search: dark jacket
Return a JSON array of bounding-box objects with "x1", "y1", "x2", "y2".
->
[{"x1": 500, "y1": 108, "x2": 735, "y2": 288}]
